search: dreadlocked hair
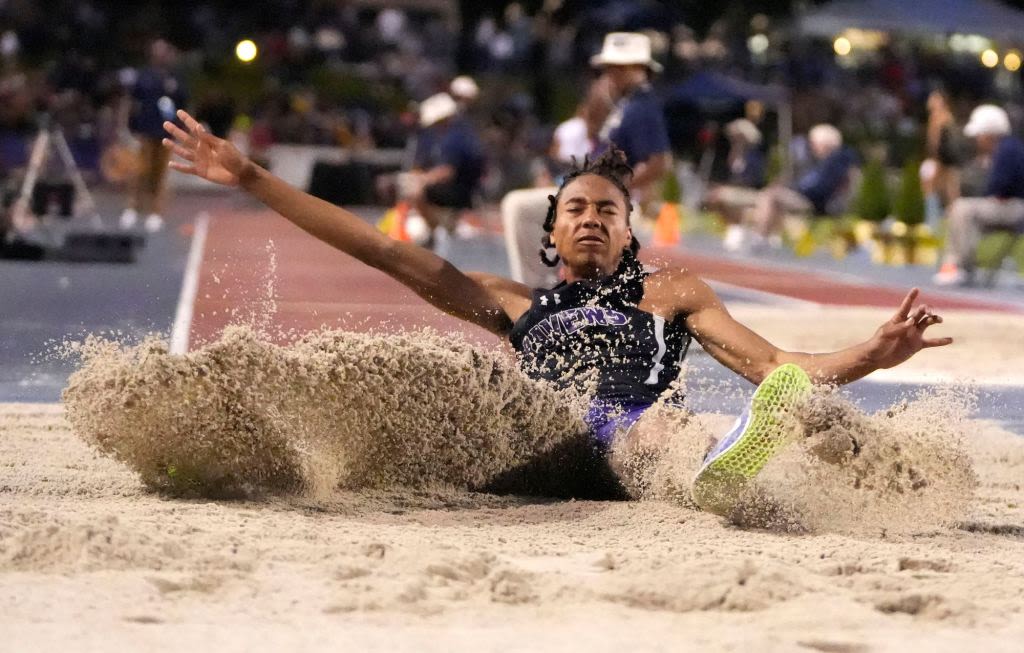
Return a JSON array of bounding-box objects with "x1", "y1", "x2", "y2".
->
[{"x1": 539, "y1": 147, "x2": 642, "y2": 271}]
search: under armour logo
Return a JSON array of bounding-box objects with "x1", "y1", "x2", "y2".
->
[{"x1": 540, "y1": 293, "x2": 561, "y2": 307}]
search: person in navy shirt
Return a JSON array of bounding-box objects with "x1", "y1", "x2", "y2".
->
[
  {"x1": 592, "y1": 33, "x2": 672, "y2": 208},
  {"x1": 119, "y1": 38, "x2": 187, "y2": 233},
  {"x1": 935, "y1": 104, "x2": 1024, "y2": 285},
  {"x1": 408, "y1": 92, "x2": 484, "y2": 243}
]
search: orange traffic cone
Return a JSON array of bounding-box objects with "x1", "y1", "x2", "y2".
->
[
  {"x1": 653, "y1": 202, "x2": 681, "y2": 247},
  {"x1": 387, "y1": 201, "x2": 411, "y2": 242}
]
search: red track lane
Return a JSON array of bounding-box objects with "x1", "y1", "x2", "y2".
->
[
  {"x1": 646, "y1": 247, "x2": 1022, "y2": 314},
  {"x1": 189, "y1": 209, "x2": 501, "y2": 348},
  {"x1": 189, "y1": 209, "x2": 1018, "y2": 349}
]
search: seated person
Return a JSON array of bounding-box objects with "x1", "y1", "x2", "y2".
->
[
  {"x1": 702, "y1": 119, "x2": 767, "y2": 251},
  {"x1": 407, "y1": 93, "x2": 485, "y2": 245},
  {"x1": 934, "y1": 104, "x2": 1024, "y2": 286},
  {"x1": 738, "y1": 124, "x2": 855, "y2": 251}
]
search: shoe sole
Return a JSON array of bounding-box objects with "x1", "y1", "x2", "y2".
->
[{"x1": 691, "y1": 363, "x2": 812, "y2": 516}]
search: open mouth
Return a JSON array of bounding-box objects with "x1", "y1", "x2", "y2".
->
[{"x1": 576, "y1": 235, "x2": 605, "y2": 245}]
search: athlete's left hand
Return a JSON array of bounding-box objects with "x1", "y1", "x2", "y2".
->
[{"x1": 866, "y1": 288, "x2": 952, "y2": 369}]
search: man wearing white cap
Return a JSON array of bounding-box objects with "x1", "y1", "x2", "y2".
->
[
  {"x1": 742, "y1": 123, "x2": 855, "y2": 250},
  {"x1": 934, "y1": 104, "x2": 1024, "y2": 286},
  {"x1": 408, "y1": 92, "x2": 484, "y2": 246},
  {"x1": 592, "y1": 32, "x2": 672, "y2": 207}
]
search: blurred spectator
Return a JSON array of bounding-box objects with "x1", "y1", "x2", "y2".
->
[
  {"x1": 921, "y1": 90, "x2": 966, "y2": 228},
  {"x1": 934, "y1": 104, "x2": 1024, "y2": 286},
  {"x1": 592, "y1": 32, "x2": 671, "y2": 210},
  {"x1": 542, "y1": 75, "x2": 613, "y2": 183},
  {"x1": 703, "y1": 118, "x2": 767, "y2": 251},
  {"x1": 408, "y1": 92, "x2": 484, "y2": 248},
  {"x1": 9, "y1": 0, "x2": 1024, "y2": 273},
  {"x1": 745, "y1": 124, "x2": 855, "y2": 250},
  {"x1": 119, "y1": 38, "x2": 186, "y2": 233},
  {"x1": 450, "y1": 75, "x2": 480, "y2": 113}
]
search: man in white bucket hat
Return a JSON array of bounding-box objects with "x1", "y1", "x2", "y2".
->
[
  {"x1": 934, "y1": 104, "x2": 1024, "y2": 286},
  {"x1": 591, "y1": 32, "x2": 672, "y2": 208}
]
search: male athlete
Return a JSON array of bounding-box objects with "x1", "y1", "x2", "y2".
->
[{"x1": 163, "y1": 110, "x2": 951, "y2": 514}]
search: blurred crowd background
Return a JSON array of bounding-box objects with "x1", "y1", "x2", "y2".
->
[
  {"x1": 8, "y1": 1, "x2": 1024, "y2": 182},
  {"x1": 6, "y1": 0, "x2": 1024, "y2": 281}
]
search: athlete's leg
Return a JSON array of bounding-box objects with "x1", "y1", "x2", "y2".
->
[{"x1": 605, "y1": 405, "x2": 698, "y2": 498}]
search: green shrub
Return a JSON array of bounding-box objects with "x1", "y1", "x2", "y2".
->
[
  {"x1": 894, "y1": 159, "x2": 925, "y2": 225},
  {"x1": 855, "y1": 156, "x2": 891, "y2": 222},
  {"x1": 765, "y1": 144, "x2": 784, "y2": 185},
  {"x1": 662, "y1": 169, "x2": 682, "y2": 203}
]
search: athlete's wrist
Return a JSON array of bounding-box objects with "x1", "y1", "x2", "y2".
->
[
  {"x1": 858, "y1": 338, "x2": 888, "y2": 371},
  {"x1": 238, "y1": 160, "x2": 264, "y2": 192}
]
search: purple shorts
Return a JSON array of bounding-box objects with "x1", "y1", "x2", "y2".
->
[{"x1": 584, "y1": 402, "x2": 652, "y2": 447}]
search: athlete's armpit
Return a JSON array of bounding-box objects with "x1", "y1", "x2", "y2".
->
[{"x1": 464, "y1": 272, "x2": 533, "y2": 327}]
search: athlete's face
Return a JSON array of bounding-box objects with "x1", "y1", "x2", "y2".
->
[{"x1": 550, "y1": 174, "x2": 632, "y2": 280}]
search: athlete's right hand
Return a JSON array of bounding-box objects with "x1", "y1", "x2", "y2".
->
[{"x1": 162, "y1": 109, "x2": 248, "y2": 187}]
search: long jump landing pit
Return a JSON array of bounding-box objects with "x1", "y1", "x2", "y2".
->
[{"x1": 3, "y1": 208, "x2": 1024, "y2": 651}]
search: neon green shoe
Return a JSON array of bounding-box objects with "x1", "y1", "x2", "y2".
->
[{"x1": 692, "y1": 363, "x2": 812, "y2": 516}]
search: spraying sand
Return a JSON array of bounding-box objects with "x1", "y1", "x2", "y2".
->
[{"x1": 3, "y1": 323, "x2": 1023, "y2": 650}]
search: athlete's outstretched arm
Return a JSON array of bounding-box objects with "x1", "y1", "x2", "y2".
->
[
  {"x1": 163, "y1": 110, "x2": 526, "y2": 335},
  {"x1": 681, "y1": 277, "x2": 951, "y2": 386}
]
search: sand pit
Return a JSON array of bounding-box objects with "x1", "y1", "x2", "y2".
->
[
  {"x1": 3, "y1": 322, "x2": 1024, "y2": 651},
  {"x1": 2, "y1": 402, "x2": 1024, "y2": 651}
]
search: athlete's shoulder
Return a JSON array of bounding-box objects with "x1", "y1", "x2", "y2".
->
[
  {"x1": 643, "y1": 267, "x2": 719, "y2": 313},
  {"x1": 466, "y1": 272, "x2": 530, "y2": 295},
  {"x1": 465, "y1": 272, "x2": 533, "y2": 321},
  {"x1": 644, "y1": 266, "x2": 704, "y2": 288}
]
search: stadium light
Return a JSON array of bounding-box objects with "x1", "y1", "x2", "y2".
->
[
  {"x1": 1005, "y1": 51, "x2": 1022, "y2": 72},
  {"x1": 981, "y1": 48, "x2": 999, "y2": 68},
  {"x1": 833, "y1": 37, "x2": 852, "y2": 57},
  {"x1": 235, "y1": 39, "x2": 258, "y2": 63}
]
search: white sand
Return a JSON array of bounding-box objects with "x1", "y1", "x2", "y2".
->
[
  {"x1": 2, "y1": 402, "x2": 1023, "y2": 652},
  {"x1": 3, "y1": 306, "x2": 1024, "y2": 651}
]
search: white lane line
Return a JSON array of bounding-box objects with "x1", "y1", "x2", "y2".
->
[
  {"x1": 705, "y1": 278, "x2": 823, "y2": 309},
  {"x1": 169, "y1": 212, "x2": 210, "y2": 355},
  {"x1": 865, "y1": 367, "x2": 1024, "y2": 388}
]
